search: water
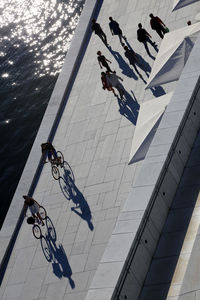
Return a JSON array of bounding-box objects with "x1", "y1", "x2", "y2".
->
[{"x1": 0, "y1": 0, "x2": 85, "y2": 228}]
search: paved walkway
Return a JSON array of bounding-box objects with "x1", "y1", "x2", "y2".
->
[{"x1": 0, "y1": 0, "x2": 200, "y2": 299}]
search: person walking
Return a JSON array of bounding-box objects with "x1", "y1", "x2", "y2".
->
[
  {"x1": 23, "y1": 195, "x2": 45, "y2": 226},
  {"x1": 106, "y1": 71, "x2": 125, "y2": 99},
  {"x1": 92, "y1": 19, "x2": 108, "y2": 46},
  {"x1": 109, "y1": 17, "x2": 125, "y2": 45},
  {"x1": 123, "y1": 45, "x2": 141, "y2": 76},
  {"x1": 97, "y1": 51, "x2": 113, "y2": 73},
  {"x1": 101, "y1": 72, "x2": 117, "y2": 97},
  {"x1": 137, "y1": 23, "x2": 157, "y2": 55},
  {"x1": 149, "y1": 13, "x2": 166, "y2": 39}
]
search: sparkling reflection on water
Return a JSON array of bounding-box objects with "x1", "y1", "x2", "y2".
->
[{"x1": 0, "y1": 0, "x2": 85, "y2": 227}]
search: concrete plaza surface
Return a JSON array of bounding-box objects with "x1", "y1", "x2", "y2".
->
[{"x1": 1, "y1": 0, "x2": 200, "y2": 299}]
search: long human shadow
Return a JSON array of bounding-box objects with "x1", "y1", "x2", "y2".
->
[
  {"x1": 59, "y1": 163, "x2": 94, "y2": 231},
  {"x1": 40, "y1": 217, "x2": 75, "y2": 289},
  {"x1": 117, "y1": 90, "x2": 140, "y2": 125},
  {"x1": 123, "y1": 39, "x2": 152, "y2": 76},
  {"x1": 123, "y1": 39, "x2": 166, "y2": 97},
  {"x1": 107, "y1": 46, "x2": 138, "y2": 80},
  {"x1": 136, "y1": 53, "x2": 151, "y2": 75}
]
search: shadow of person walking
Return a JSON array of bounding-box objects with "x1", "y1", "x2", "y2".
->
[
  {"x1": 122, "y1": 40, "x2": 152, "y2": 80},
  {"x1": 107, "y1": 45, "x2": 138, "y2": 80},
  {"x1": 117, "y1": 90, "x2": 140, "y2": 125},
  {"x1": 136, "y1": 53, "x2": 152, "y2": 75},
  {"x1": 40, "y1": 217, "x2": 75, "y2": 289}
]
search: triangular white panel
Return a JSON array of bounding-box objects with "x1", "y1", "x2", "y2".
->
[
  {"x1": 129, "y1": 92, "x2": 173, "y2": 164},
  {"x1": 172, "y1": 0, "x2": 200, "y2": 11},
  {"x1": 146, "y1": 23, "x2": 200, "y2": 89}
]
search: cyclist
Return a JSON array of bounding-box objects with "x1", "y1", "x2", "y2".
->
[
  {"x1": 23, "y1": 195, "x2": 44, "y2": 226},
  {"x1": 41, "y1": 142, "x2": 60, "y2": 165}
]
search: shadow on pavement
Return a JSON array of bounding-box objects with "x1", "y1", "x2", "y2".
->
[
  {"x1": 41, "y1": 216, "x2": 75, "y2": 289},
  {"x1": 59, "y1": 163, "x2": 94, "y2": 231},
  {"x1": 117, "y1": 90, "x2": 140, "y2": 125},
  {"x1": 107, "y1": 46, "x2": 139, "y2": 80},
  {"x1": 150, "y1": 86, "x2": 166, "y2": 97}
]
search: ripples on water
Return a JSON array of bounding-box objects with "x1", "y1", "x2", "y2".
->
[{"x1": 0, "y1": 0, "x2": 85, "y2": 228}]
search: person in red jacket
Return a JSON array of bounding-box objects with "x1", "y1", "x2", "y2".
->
[{"x1": 149, "y1": 13, "x2": 166, "y2": 39}]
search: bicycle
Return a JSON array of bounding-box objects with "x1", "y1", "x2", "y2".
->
[
  {"x1": 50, "y1": 151, "x2": 64, "y2": 180},
  {"x1": 26, "y1": 205, "x2": 47, "y2": 239}
]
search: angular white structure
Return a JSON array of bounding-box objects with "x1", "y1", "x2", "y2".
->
[
  {"x1": 172, "y1": 0, "x2": 200, "y2": 11},
  {"x1": 146, "y1": 23, "x2": 200, "y2": 89},
  {"x1": 129, "y1": 92, "x2": 173, "y2": 164}
]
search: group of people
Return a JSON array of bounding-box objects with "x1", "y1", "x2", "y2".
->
[
  {"x1": 23, "y1": 13, "x2": 169, "y2": 229},
  {"x1": 92, "y1": 14, "x2": 168, "y2": 99}
]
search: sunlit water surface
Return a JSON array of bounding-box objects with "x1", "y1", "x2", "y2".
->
[{"x1": 0, "y1": 0, "x2": 85, "y2": 227}]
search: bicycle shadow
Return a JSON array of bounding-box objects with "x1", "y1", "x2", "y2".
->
[
  {"x1": 59, "y1": 163, "x2": 94, "y2": 231},
  {"x1": 107, "y1": 46, "x2": 139, "y2": 80},
  {"x1": 59, "y1": 161, "x2": 75, "y2": 200},
  {"x1": 70, "y1": 185, "x2": 94, "y2": 231},
  {"x1": 40, "y1": 216, "x2": 75, "y2": 289},
  {"x1": 117, "y1": 90, "x2": 140, "y2": 125}
]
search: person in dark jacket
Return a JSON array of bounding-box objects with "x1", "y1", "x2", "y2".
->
[
  {"x1": 92, "y1": 19, "x2": 108, "y2": 45},
  {"x1": 109, "y1": 17, "x2": 125, "y2": 45},
  {"x1": 97, "y1": 51, "x2": 113, "y2": 72},
  {"x1": 41, "y1": 142, "x2": 57, "y2": 163},
  {"x1": 123, "y1": 45, "x2": 141, "y2": 76},
  {"x1": 137, "y1": 23, "x2": 157, "y2": 55},
  {"x1": 149, "y1": 13, "x2": 166, "y2": 39}
]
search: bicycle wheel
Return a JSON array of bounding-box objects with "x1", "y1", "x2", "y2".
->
[
  {"x1": 39, "y1": 206, "x2": 47, "y2": 220},
  {"x1": 52, "y1": 165, "x2": 60, "y2": 180},
  {"x1": 41, "y1": 236, "x2": 52, "y2": 262},
  {"x1": 63, "y1": 161, "x2": 75, "y2": 182},
  {"x1": 33, "y1": 224, "x2": 42, "y2": 239},
  {"x1": 46, "y1": 217, "x2": 57, "y2": 241},
  {"x1": 56, "y1": 151, "x2": 64, "y2": 167}
]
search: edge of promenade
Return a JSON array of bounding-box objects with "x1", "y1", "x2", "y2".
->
[{"x1": 0, "y1": 0, "x2": 102, "y2": 281}]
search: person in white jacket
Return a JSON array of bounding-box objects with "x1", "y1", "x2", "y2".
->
[{"x1": 106, "y1": 71, "x2": 125, "y2": 99}]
